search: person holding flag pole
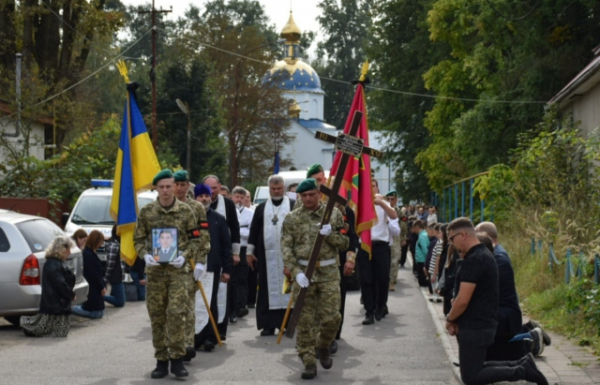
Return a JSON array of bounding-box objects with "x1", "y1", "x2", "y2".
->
[{"x1": 110, "y1": 62, "x2": 204, "y2": 380}]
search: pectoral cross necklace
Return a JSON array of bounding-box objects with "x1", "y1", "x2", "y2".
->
[{"x1": 272, "y1": 205, "x2": 281, "y2": 225}]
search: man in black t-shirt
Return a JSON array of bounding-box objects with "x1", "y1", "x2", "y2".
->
[{"x1": 445, "y1": 217, "x2": 548, "y2": 385}]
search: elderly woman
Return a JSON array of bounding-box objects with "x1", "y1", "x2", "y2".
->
[
  {"x1": 21, "y1": 235, "x2": 76, "y2": 337},
  {"x1": 72, "y1": 230, "x2": 107, "y2": 319}
]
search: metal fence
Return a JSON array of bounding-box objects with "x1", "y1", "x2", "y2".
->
[
  {"x1": 430, "y1": 172, "x2": 493, "y2": 223},
  {"x1": 531, "y1": 238, "x2": 600, "y2": 284}
]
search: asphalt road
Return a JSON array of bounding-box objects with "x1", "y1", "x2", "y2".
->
[{"x1": 0, "y1": 266, "x2": 458, "y2": 385}]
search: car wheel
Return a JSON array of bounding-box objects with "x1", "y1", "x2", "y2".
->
[{"x1": 4, "y1": 316, "x2": 21, "y2": 326}]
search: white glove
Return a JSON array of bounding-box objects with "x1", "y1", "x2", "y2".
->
[
  {"x1": 144, "y1": 254, "x2": 159, "y2": 266},
  {"x1": 319, "y1": 224, "x2": 332, "y2": 236},
  {"x1": 194, "y1": 263, "x2": 206, "y2": 281},
  {"x1": 169, "y1": 256, "x2": 186, "y2": 269},
  {"x1": 296, "y1": 272, "x2": 310, "y2": 288}
]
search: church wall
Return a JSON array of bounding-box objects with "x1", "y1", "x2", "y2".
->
[{"x1": 280, "y1": 121, "x2": 333, "y2": 172}]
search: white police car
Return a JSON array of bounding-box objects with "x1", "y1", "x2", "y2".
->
[{"x1": 63, "y1": 179, "x2": 157, "y2": 240}]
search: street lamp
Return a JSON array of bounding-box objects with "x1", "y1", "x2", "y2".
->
[{"x1": 176, "y1": 98, "x2": 192, "y2": 173}]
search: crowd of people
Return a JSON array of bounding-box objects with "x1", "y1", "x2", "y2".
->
[{"x1": 19, "y1": 165, "x2": 551, "y2": 384}]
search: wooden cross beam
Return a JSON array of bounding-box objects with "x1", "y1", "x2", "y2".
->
[{"x1": 285, "y1": 110, "x2": 382, "y2": 338}]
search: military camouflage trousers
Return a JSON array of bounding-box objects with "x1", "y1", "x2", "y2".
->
[
  {"x1": 185, "y1": 274, "x2": 197, "y2": 346},
  {"x1": 146, "y1": 266, "x2": 192, "y2": 361},
  {"x1": 390, "y1": 236, "x2": 401, "y2": 284},
  {"x1": 294, "y1": 280, "x2": 341, "y2": 366}
]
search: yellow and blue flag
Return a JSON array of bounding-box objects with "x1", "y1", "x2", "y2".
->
[{"x1": 110, "y1": 62, "x2": 161, "y2": 266}]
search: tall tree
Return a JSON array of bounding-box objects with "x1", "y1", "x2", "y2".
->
[
  {"x1": 367, "y1": 0, "x2": 450, "y2": 202},
  {"x1": 186, "y1": 0, "x2": 292, "y2": 187},
  {"x1": 314, "y1": 0, "x2": 372, "y2": 130},
  {"x1": 419, "y1": 0, "x2": 600, "y2": 189}
]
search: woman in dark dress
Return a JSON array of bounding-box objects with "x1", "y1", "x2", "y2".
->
[
  {"x1": 72, "y1": 230, "x2": 106, "y2": 319},
  {"x1": 21, "y1": 236, "x2": 76, "y2": 337}
]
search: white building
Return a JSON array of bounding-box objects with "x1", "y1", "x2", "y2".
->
[
  {"x1": 263, "y1": 12, "x2": 392, "y2": 192},
  {"x1": 0, "y1": 101, "x2": 51, "y2": 163}
]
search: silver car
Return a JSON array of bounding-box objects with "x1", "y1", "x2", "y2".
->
[{"x1": 0, "y1": 210, "x2": 89, "y2": 325}]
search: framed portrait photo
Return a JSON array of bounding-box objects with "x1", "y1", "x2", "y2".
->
[{"x1": 152, "y1": 228, "x2": 179, "y2": 263}]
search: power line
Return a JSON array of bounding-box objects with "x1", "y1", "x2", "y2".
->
[
  {"x1": 1, "y1": 28, "x2": 152, "y2": 121},
  {"x1": 156, "y1": 27, "x2": 548, "y2": 105},
  {"x1": 485, "y1": 0, "x2": 541, "y2": 22}
]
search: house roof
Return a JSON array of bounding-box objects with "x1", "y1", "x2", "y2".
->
[
  {"x1": 549, "y1": 49, "x2": 600, "y2": 109},
  {"x1": 0, "y1": 101, "x2": 54, "y2": 125}
]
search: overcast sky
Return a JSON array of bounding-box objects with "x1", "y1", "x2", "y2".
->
[{"x1": 122, "y1": 0, "x2": 324, "y2": 54}]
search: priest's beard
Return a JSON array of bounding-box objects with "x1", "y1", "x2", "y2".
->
[
  {"x1": 271, "y1": 196, "x2": 284, "y2": 202},
  {"x1": 201, "y1": 201, "x2": 211, "y2": 210},
  {"x1": 236, "y1": 203, "x2": 243, "y2": 210}
]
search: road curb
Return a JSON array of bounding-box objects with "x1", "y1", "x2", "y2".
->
[{"x1": 419, "y1": 286, "x2": 464, "y2": 385}]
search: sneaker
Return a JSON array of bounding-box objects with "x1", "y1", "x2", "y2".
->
[
  {"x1": 525, "y1": 320, "x2": 551, "y2": 346},
  {"x1": 530, "y1": 328, "x2": 545, "y2": 357}
]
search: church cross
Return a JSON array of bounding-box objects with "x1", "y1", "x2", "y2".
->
[{"x1": 285, "y1": 110, "x2": 382, "y2": 338}]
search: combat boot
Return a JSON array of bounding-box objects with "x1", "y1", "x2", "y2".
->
[
  {"x1": 182, "y1": 346, "x2": 196, "y2": 362},
  {"x1": 170, "y1": 358, "x2": 189, "y2": 378},
  {"x1": 150, "y1": 360, "x2": 169, "y2": 379},
  {"x1": 301, "y1": 363, "x2": 317, "y2": 380},
  {"x1": 318, "y1": 347, "x2": 333, "y2": 369}
]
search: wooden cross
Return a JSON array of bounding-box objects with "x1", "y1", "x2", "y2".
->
[{"x1": 285, "y1": 110, "x2": 382, "y2": 338}]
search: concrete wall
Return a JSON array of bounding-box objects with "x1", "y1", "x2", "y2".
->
[{"x1": 563, "y1": 81, "x2": 600, "y2": 138}]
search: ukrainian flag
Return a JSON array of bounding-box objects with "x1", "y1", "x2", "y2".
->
[{"x1": 110, "y1": 82, "x2": 161, "y2": 266}]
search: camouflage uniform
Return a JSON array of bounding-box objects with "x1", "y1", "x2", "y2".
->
[
  {"x1": 134, "y1": 198, "x2": 206, "y2": 361},
  {"x1": 389, "y1": 206, "x2": 402, "y2": 284},
  {"x1": 282, "y1": 202, "x2": 349, "y2": 367},
  {"x1": 180, "y1": 198, "x2": 211, "y2": 348}
]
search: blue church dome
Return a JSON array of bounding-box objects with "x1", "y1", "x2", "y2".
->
[{"x1": 263, "y1": 59, "x2": 325, "y2": 94}]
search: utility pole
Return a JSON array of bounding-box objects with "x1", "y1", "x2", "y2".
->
[{"x1": 138, "y1": 0, "x2": 171, "y2": 151}]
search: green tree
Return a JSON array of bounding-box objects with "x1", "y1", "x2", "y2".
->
[
  {"x1": 367, "y1": 0, "x2": 450, "y2": 202},
  {"x1": 420, "y1": 0, "x2": 600, "y2": 190},
  {"x1": 314, "y1": 0, "x2": 372, "y2": 130}
]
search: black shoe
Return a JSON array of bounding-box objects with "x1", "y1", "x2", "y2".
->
[
  {"x1": 525, "y1": 320, "x2": 551, "y2": 346},
  {"x1": 182, "y1": 346, "x2": 196, "y2": 362},
  {"x1": 330, "y1": 340, "x2": 338, "y2": 355},
  {"x1": 219, "y1": 334, "x2": 226, "y2": 341},
  {"x1": 362, "y1": 313, "x2": 374, "y2": 325},
  {"x1": 301, "y1": 363, "x2": 317, "y2": 380},
  {"x1": 374, "y1": 308, "x2": 384, "y2": 321},
  {"x1": 382, "y1": 306, "x2": 389, "y2": 317},
  {"x1": 522, "y1": 354, "x2": 548, "y2": 385},
  {"x1": 229, "y1": 315, "x2": 237, "y2": 324},
  {"x1": 248, "y1": 303, "x2": 256, "y2": 309},
  {"x1": 204, "y1": 340, "x2": 215, "y2": 352},
  {"x1": 170, "y1": 358, "x2": 188, "y2": 378},
  {"x1": 318, "y1": 347, "x2": 332, "y2": 369},
  {"x1": 150, "y1": 360, "x2": 169, "y2": 379},
  {"x1": 237, "y1": 308, "x2": 249, "y2": 318},
  {"x1": 260, "y1": 328, "x2": 275, "y2": 336},
  {"x1": 22, "y1": 329, "x2": 35, "y2": 337}
]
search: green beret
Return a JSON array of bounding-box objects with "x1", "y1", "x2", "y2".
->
[
  {"x1": 385, "y1": 190, "x2": 397, "y2": 197},
  {"x1": 296, "y1": 178, "x2": 319, "y2": 194},
  {"x1": 173, "y1": 170, "x2": 189, "y2": 182},
  {"x1": 152, "y1": 169, "x2": 174, "y2": 186},
  {"x1": 306, "y1": 163, "x2": 324, "y2": 178}
]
